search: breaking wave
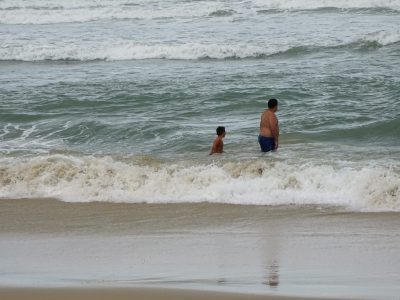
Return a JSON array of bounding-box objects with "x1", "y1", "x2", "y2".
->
[
  {"x1": 1, "y1": 31, "x2": 399, "y2": 62},
  {"x1": 0, "y1": 155, "x2": 399, "y2": 212},
  {"x1": 1, "y1": 0, "x2": 399, "y2": 25},
  {"x1": 0, "y1": 43, "x2": 274, "y2": 61}
]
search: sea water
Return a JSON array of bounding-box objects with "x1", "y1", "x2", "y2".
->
[{"x1": 1, "y1": 0, "x2": 400, "y2": 211}]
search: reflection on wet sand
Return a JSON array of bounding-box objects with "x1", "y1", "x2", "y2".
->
[
  {"x1": 261, "y1": 225, "x2": 280, "y2": 289},
  {"x1": 265, "y1": 261, "x2": 279, "y2": 288}
]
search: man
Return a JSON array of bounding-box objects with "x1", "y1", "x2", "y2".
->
[{"x1": 259, "y1": 98, "x2": 279, "y2": 152}]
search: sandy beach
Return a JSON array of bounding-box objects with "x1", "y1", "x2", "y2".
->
[
  {"x1": 0, "y1": 286, "x2": 346, "y2": 300},
  {"x1": 1, "y1": 199, "x2": 399, "y2": 299}
]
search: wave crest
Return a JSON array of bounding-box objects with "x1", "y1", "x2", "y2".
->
[
  {"x1": 359, "y1": 30, "x2": 400, "y2": 47},
  {"x1": 0, "y1": 43, "x2": 281, "y2": 61},
  {"x1": 1, "y1": 0, "x2": 399, "y2": 25},
  {"x1": 2, "y1": 31, "x2": 399, "y2": 62},
  {"x1": 0, "y1": 155, "x2": 399, "y2": 212}
]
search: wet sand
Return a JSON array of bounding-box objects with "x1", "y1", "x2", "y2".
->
[{"x1": 1, "y1": 199, "x2": 399, "y2": 299}]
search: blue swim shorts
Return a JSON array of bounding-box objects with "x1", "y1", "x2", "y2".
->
[{"x1": 258, "y1": 135, "x2": 276, "y2": 152}]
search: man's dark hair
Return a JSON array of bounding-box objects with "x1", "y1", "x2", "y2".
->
[
  {"x1": 268, "y1": 98, "x2": 278, "y2": 109},
  {"x1": 216, "y1": 126, "x2": 225, "y2": 136}
]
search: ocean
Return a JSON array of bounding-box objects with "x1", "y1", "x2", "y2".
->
[{"x1": 1, "y1": 0, "x2": 400, "y2": 209}]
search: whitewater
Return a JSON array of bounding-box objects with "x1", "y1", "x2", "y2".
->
[{"x1": 0, "y1": 154, "x2": 398, "y2": 212}]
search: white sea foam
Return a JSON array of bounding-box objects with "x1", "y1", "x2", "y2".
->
[
  {"x1": 252, "y1": 0, "x2": 400, "y2": 11},
  {"x1": 2, "y1": 29, "x2": 399, "y2": 62},
  {"x1": 0, "y1": 155, "x2": 398, "y2": 212},
  {"x1": 1, "y1": 0, "x2": 399, "y2": 25},
  {"x1": 361, "y1": 30, "x2": 400, "y2": 46},
  {"x1": 0, "y1": 123, "x2": 64, "y2": 153},
  {"x1": 0, "y1": 1, "x2": 225, "y2": 24},
  {"x1": 0, "y1": 42, "x2": 284, "y2": 61}
]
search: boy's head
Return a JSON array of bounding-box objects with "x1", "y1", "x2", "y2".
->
[
  {"x1": 268, "y1": 98, "x2": 278, "y2": 109},
  {"x1": 216, "y1": 126, "x2": 225, "y2": 136}
]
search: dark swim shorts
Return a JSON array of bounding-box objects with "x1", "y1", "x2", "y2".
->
[{"x1": 258, "y1": 135, "x2": 276, "y2": 152}]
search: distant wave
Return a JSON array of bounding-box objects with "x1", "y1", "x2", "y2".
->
[
  {"x1": 0, "y1": 155, "x2": 399, "y2": 212},
  {"x1": 285, "y1": 31, "x2": 400, "y2": 53},
  {"x1": 319, "y1": 118, "x2": 400, "y2": 141},
  {"x1": 0, "y1": 43, "x2": 287, "y2": 61},
  {"x1": 1, "y1": 32, "x2": 399, "y2": 62},
  {"x1": 357, "y1": 31, "x2": 400, "y2": 47},
  {"x1": 1, "y1": 0, "x2": 399, "y2": 25},
  {"x1": 209, "y1": 9, "x2": 236, "y2": 17},
  {"x1": 252, "y1": 0, "x2": 400, "y2": 13},
  {"x1": 0, "y1": 1, "x2": 228, "y2": 25}
]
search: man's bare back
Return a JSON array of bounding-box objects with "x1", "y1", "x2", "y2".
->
[
  {"x1": 259, "y1": 109, "x2": 278, "y2": 138},
  {"x1": 258, "y1": 99, "x2": 279, "y2": 152}
]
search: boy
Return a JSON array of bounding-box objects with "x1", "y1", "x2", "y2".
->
[{"x1": 209, "y1": 126, "x2": 226, "y2": 155}]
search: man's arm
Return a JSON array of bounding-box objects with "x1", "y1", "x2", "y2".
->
[
  {"x1": 269, "y1": 114, "x2": 278, "y2": 138},
  {"x1": 269, "y1": 113, "x2": 279, "y2": 149}
]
